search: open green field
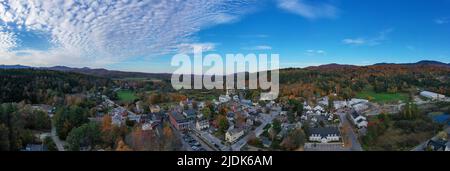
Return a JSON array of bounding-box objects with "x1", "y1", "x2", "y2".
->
[
  {"x1": 356, "y1": 90, "x2": 408, "y2": 103},
  {"x1": 117, "y1": 90, "x2": 138, "y2": 102}
]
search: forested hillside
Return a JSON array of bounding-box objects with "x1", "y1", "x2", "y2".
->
[
  {"x1": 0, "y1": 69, "x2": 113, "y2": 104},
  {"x1": 279, "y1": 64, "x2": 450, "y2": 100}
]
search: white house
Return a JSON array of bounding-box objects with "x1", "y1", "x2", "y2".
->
[
  {"x1": 300, "y1": 115, "x2": 308, "y2": 120},
  {"x1": 353, "y1": 103, "x2": 369, "y2": 113},
  {"x1": 318, "y1": 96, "x2": 329, "y2": 106},
  {"x1": 260, "y1": 92, "x2": 278, "y2": 101},
  {"x1": 349, "y1": 111, "x2": 368, "y2": 128},
  {"x1": 149, "y1": 105, "x2": 161, "y2": 113},
  {"x1": 420, "y1": 91, "x2": 446, "y2": 101},
  {"x1": 314, "y1": 105, "x2": 324, "y2": 112},
  {"x1": 196, "y1": 119, "x2": 209, "y2": 130},
  {"x1": 219, "y1": 95, "x2": 231, "y2": 103},
  {"x1": 308, "y1": 127, "x2": 341, "y2": 143},
  {"x1": 304, "y1": 105, "x2": 312, "y2": 111},
  {"x1": 225, "y1": 128, "x2": 244, "y2": 143},
  {"x1": 198, "y1": 102, "x2": 205, "y2": 110},
  {"x1": 333, "y1": 101, "x2": 348, "y2": 110},
  {"x1": 349, "y1": 98, "x2": 369, "y2": 106},
  {"x1": 233, "y1": 95, "x2": 240, "y2": 101}
]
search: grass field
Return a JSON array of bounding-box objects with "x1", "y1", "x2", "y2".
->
[
  {"x1": 117, "y1": 90, "x2": 137, "y2": 102},
  {"x1": 356, "y1": 90, "x2": 408, "y2": 103}
]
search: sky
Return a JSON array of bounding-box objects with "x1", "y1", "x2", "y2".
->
[{"x1": 0, "y1": 0, "x2": 449, "y2": 73}]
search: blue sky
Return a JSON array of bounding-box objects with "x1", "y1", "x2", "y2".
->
[{"x1": 0, "y1": 0, "x2": 449, "y2": 73}]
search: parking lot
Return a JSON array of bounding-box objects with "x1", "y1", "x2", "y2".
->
[
  {"x1": 304, "y1": 143, "x2": 348, "y2": 151},
  {"x1": 182, "y1": 133, "x2": 207, "y2": 151}
]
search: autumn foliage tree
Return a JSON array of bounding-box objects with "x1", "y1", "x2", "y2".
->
[{"x1": 115, "y1": 138, "x2": 131, "y2": 151}]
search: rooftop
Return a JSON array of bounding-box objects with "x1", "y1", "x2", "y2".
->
[
  {"x1": 227, "y1": 128, "x2": 243, "y2": 135},
  {"x1": 309, "y1": 127, "x2": 340, "y2": 137},
  {"x1": 170, "y1": 111, "x2": 187, "y2": 122}
]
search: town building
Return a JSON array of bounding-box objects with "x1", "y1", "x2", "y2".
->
[
  {"x1": 142, "y1": 122, "x2": 159, "y2": 131},
  {"x1": 219, "y1": 95, "x2": 231, "y2": 103},
  {"x1": 353, "y1": 103, "x2": 369, "y2": 113},
  {"x1": 135, "y1": 101, "x2": 144, "y2": 114},
  {"x1": 318, "y1": 96, "x2": 329, "y2": 106},
  {"x1": 233, "y1": 95, "x2": 240, "y2": 101},
  {"x1": 333, "y1": 101, "x2": 347, "y2": 110},
  {"x1": 420, "y1": 91, "x2": 446, "y2": 101},
  {"x1": 225, "y1": 128, "x2": 244, "y2": 143},
  {"x1": 348, "y1": 98, "x2": 369, "y2": 106},
  {"x1": 21, "y1": 144, "x2": 48, "y2": 151},
  {"x1": 308, "y1": 127, "x2": 341, "y2": 143},
  {"x1": 348, "y1": 111, "x2": 368, "y2": 128},
  {"x1": 196, "y1": 119, "x2": 210, "y2": 130},
  {"x1": 149, "y1": 105, "x2": 161, "y2": 113},
  {"x1": 426, "y1": 139, "x2": 448, "y2": 151},
  {"x1": 168, "y1": 111, "x2": 191, "y2": 131},
  {"x1": 183, "y1": 109, "x2": 197, "y2": 120}
]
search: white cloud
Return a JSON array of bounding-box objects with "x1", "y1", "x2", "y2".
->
[
  {"x1": 0, "y1": 26, "x2": 17, "y2": 52},
  {"x1": 435, "y1": 17, "x2": 449, "y2": 24},
  {"x1": 305, "y1": 49, "x2": 326, "y2": 56},
  {"x1": 239, "y1": 34, "x2": 269, "y2": 38},
  {"x1": 0, "y1": 0, "x2": 256, "y2": 67},
  {"x1": 343, "y1": 28, "x2": 394, "y2": 46},
  {"x1": 243, "y1": 45, "x2": 272, "y2": 50},
  {"x1": 342, "y1": 38, "x2": 366, "y2": 45},
  {"x1": 277, "y1": 0, "x2": 338, "y2": 19},
  {"x1": 178, "y1": 43, "x2": 216, "y2": 54}
]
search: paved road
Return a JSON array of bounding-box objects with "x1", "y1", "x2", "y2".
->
[
  {"x1": 197, "y1": 130, "x2": 229, "y2": 151},
  {"x1": 338, "y1": 112, "x2": 363, "y2": 151},
  {"x1": 51, "y1": 124, "x2": 65, "y2": 151},
  {"x1": 231, "y1": 108, "x2": 280, "y2": 151},
  {"x1": 304, "y1": 143, "x2": 346, "y2": 151},
  {"x1": 189, "y1": 131, "x2": 215, "y2": 151}
]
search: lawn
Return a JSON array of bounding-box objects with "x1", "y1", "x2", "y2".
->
[
  {"x1": 117, "y1": 90, "x2": 138, "y2": 102},
  {"x1": 356, "y1": 90, "x2": 408, "y2": 103}
]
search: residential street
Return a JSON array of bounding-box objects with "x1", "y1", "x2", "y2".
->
[
  {"x1": 338, "y1": 111, "x2": 363, "y2": 151},
  {"x1": 51, "y1": 124, "x2": 65, "y2": 151},
  {"x1": 231, "y1": 108, "x2": 280, "y2": 151},
  {"x1": 198, "y1": 130, "x2": 229, "y2": 151},
  {"x1": 188, "y1": 131, "x2": 215, "y2": 151}
]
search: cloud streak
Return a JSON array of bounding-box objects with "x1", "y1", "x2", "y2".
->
[
  {"x1": 0, "y1": 0, "x2": 256, "y2": 67},
  {"x1": 343, "y1": 28, "x2": 394, "y2": 46},
  {"x1": 305, "y1": 49, "x2": 326, "y2": 56},
  {"x1": 243, "y1": 45, "x2": 273, "y2": 50},
  {"x1": 277, "y1": 0, "x2": 338, "y2": 19}
]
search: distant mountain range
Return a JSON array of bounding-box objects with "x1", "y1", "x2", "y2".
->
[
  {"x1": 373, "y1": 60, "x2": 450, "y2": 67},
  {"x1": 306, "y1": 60, "x2": 450, "y2": 70},
  {"x1": 1, "y1": 60, "x2": 449, "y2": 79},
  {"x1": 0, "y1": 65, "x2": 170, "y2": 79}
]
